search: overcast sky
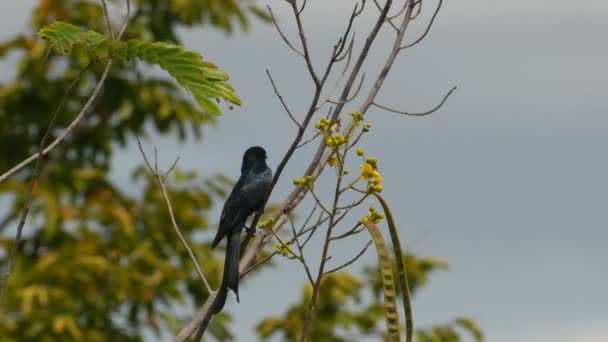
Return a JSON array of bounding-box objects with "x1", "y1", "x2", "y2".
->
[{"x1": 1, "y1": 1, "x2": 607, "y2": 341}]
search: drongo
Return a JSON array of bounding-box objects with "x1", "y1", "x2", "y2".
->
[{"x1": 211, "y1": 146, "x2": 272, "y2": 313}]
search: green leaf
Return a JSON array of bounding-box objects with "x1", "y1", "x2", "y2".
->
[
  {"x1": 37, "y1": 22, "x2": 241, "y2": 115},
  {"x1": 361, "y1": 221, "x2": 401, "y2": 342},
  {"x1": 37, "y1": 21, "x2": 108, "y2": 55},
  {"x1": 455, "y1": 317, "x2": 484, "y2": 342},
  {"x1": 113, "y1": 40, "x2": 241, "y2": 115}
]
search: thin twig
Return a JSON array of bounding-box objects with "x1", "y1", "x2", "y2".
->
[
  {"x1": 327, "y1": 72, "x2": 365, "y2": 105},
  {"x1": 267, "y1": 6, "x2": 305, "y2": 57},
  {"x1": 296, "y1": 131, "x2": 322, "y2": 149},
  {"x1": 331, "y1": 222, "x2": 364, "y2": 241},
  {"x1": 372, "y1": 0, "x2": 399, "y2": 31},
  {"x1": 0, "y1": 62, "x2": 94, "y2": 298},
  {"x1": 288, "y1": 0, "x2": 319, "y2": 85},
  {"x1": 136, "y1": 138, "x2": 213, "y2": 294},
  {"x1": 302, "y1": 211, "x2": 330, "y2": 248},
  {"x1": 266, "y1": 70, "x2": 301, "y2": 128},
  {"x1": 117, "y1": 0, "x2": 131, "y2": 40},
  {"x1": 317, "y1": 42, "x2": 355, "y2": 110},
  {"x1": 410, "y1": 0, "x2": 423, "y2": 20},
  {"x1": 289, "y1": 216, "x2": 315, "y2": 286},
  {"x1": 324, "y1": 240, "x2": 372, "y2": 275},
  {"x1": 241, "y1": 251, "x2": 277, "y2": 278},
  {"x1": 100, "y1": 0, "x2": 116, "y2": 41},
  {"x1": 372, "y1": 86, "x2": 456, "y2": 116},
  {"x1": 400, "y1": 0, "x2": 443, "y2": 50}
]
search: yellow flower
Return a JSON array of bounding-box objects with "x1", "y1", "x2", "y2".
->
[
  {"x1": 372, "y1": 171, "x2": 382, "y2": 183},
  {"x1": 258, "y1": 217, "x2": 276, "y2": 229},
  {"x1": 328, "y1": 156, "x2": 339, "y2": 167},
  {"x1": 360, "y1": 163, "x2": 375, "y2": 180},
  {"x1": 273, "y1": 242, "x2": 292, "y2": 257},
  {"x1": 361, "y1": 207, "x2": 385, "y2": 223},
  {"x1": 350, "y1": 111, "x2": 364, "y2": 126},
  {"x1": 356, "y1": 148, "x2": 364, "y2": 156}
]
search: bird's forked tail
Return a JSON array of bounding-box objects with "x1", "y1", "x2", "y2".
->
[{"x1": 211, "y1": 232, "x2": 240, "y2": 314}]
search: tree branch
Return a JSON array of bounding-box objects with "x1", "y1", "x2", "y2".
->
[
  {"x1": 400, "y1": 0, "x2": 443, "y2": 50},
  {"x1": 0, "y1": 0, "x2": 131, "y2": 184},
  {"x1": 267, "y1": 6, "x2": 305, "y2": 57},
  {"x1": 266, "y1": 70, "x2": 301, "y2": 128},
  {"x1": 324, "y1": 240, "x2": 372, "y2": 275},
  {"x1": 136, "y1": 138, "x2": 213, "y2": 294},
  {"x1": 372, "y1": 86, "x2": 456, "y2": 116}
]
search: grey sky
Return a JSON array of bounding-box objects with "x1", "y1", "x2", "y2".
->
[{"x1": 1, "y1": 0, "x2": 607, "y2": 341}]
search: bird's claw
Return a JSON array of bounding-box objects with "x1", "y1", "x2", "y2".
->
[{"x1": 243, "y1": 224, "x2": 255, "y2": 235}]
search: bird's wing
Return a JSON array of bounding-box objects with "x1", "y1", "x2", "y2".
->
[{"x1": 212, "y1": 173, "x2": 249, "y2": 247}]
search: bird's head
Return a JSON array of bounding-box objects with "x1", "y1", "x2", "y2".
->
[{"x1": 241, "y1": 146, "x2": 268, "y2": 172}]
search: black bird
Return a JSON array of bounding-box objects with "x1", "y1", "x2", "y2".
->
[{"x1": 211, "y1": 146, "x2": 272, "y2": 313}]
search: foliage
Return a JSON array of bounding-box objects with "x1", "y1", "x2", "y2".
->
[
  {"x1": 0, "y1": 0, "x2": 263, "y2": 340},
  {"x1": 38, "y1": 21, "x2": 241, "y2": 115},
  {"x1": 256, "y1": 254, "x2": 481, "y2": 342}
]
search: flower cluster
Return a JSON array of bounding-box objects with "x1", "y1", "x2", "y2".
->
[
  {"x1": 350, "y1": 111, "x2": 364, "y2": 126},
  {"x1": 258, "y1": 217, "x2": 276, "y2": 230},
  {"x1": 315, "y1": 117, "x2": 330, "y2": 131},
  {"x1": 293, "y1": 175, "x2": 314, "y2": 188},
  {"x1": 324, "y1": 134, "x2": 347, "y2": 149},
  {"x1": 361, "y1": 206, "x2": 385, "y2": 224},
  {"x1": 360, "y1": 156, "x2": 383, "y2": 193},
  {"x1": 273, "y1": 242, "x2": 292, "y2": 257}
]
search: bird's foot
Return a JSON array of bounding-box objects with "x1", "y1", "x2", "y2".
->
[{"x1": 243, "y1": 224, "x2": 255, "y2": 235}]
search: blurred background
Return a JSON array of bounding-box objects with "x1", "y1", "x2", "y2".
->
[{"x1": 0, "y1": 0, "x2": 607, "y2": 341}]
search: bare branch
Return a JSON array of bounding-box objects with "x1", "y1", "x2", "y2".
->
[
  {"x1": 334, "y1": 32, "x2": 355, "y2": 62},
  {"x1": 267, "y1": 6, "x2": 305, "y2": 57},
  {"x1": 372, "y1": 86, "x2": 456, "y2": 116},
  {"x1": 410, "y1": 0, "x2": 423, "y2": 20},
  {"x1": 334, "y1": 1, "x2": 365, "y2": 58},
  {"x1": 165, "y1": 157, "x2": 181, "y2": 178},
  {"x1": 0, "y1": 61, "x2": 113, "y2": 183},
  {"x1": 331, "y1": 222, "x2": 364, "y2": 241},
  {"x1": 266, "y1": 70, "x2": 301, "y2": 128},
  {"x1": 324, "y1": 240, "x2": 372, "y2": 275},
  {"x1": 136, "y1": 138, "x2": 213, "y2": 294},
  {"x1": 372, "y1": 0, "x2": 399, "y2": 31},
  {"x1": 317, "y1": 44, "x2": 355, "y2": 110},
  {"x1": 241, "y1": 251, "x2": 277, "y2": 278},
  {"x1": 297, "y1": 0, "x2": 308, "y2": 15},
  {"x1": 296, "y1": 131, "x2": 322, "y2": 149},
  {"x1": 327, "y1": 72, "x2": 365, "y2": 105},
  {"x1": 288, "y1": 1, "x2": 320, "y2": 85},
  {"x1": 302, "y1": 211, "x2": 330, "y2": 248},
  {"x1": 289, "y1": 216, "x2": 315, "y2": 286},
  {"x1": 117, "y1": 0, "x2": 131, "y2": 40},
  {"x1": 100, "y1": 0, "x2": 116, "y2": 41},
  {"x1": 400, "y1": 0, "x2": 443, "y2": 50}
]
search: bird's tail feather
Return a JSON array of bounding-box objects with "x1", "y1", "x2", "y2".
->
[{"x1": 211, "y1": 232, "x2": 241, "y2": 314}]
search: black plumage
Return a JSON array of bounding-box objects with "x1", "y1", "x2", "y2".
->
[{"x1": 211, "y1": 146, "x2": 272, "y2": 313}]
